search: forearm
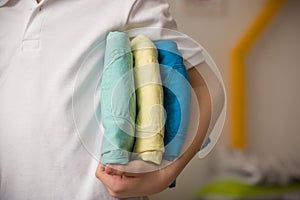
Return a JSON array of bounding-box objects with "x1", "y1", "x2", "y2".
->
[{"x1": 163, "y1": 65, "x2": 212, "y2": 182}]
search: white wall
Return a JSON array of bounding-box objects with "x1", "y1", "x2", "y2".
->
[{"x1": 150, "y1": 0, "x2": 300, "y2": 199}]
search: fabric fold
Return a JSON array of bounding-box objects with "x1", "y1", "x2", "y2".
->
[
  {"x1": 100, "y1": 31, "x2": 136, "y2": 166},
  {"x1": 154, "y1": 40, "x2": 191, "y2": 161},
  {"x1": 131, "y1": 35, "x2": 165, "y2": 165}
]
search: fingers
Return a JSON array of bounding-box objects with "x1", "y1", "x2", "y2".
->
[
  {"x1": 96, "y1": 163, "x2": 129, "y2": 187},
  {"x1": 95, "y1": 161, "x2": 172, "y2": 198},
  {"x1": 95, "y1": 163, "x2": 111, "y2": 183},
  {"x1": 96, "y1": 163, "x2": 132, "y2": 198},
  {"x1": 105, "y1": 164, "x2": 128, "y2": 176},
  {"x1": 105, "y1": 160, "x2": 172, "y2": 175},
  {"x1": 96, "y1": 162, "x2": 135, "y2": 181}
]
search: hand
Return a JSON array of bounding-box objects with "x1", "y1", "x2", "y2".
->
[
  {"x1": 95, "y1": 66, "x2": 213, "y2": 198},
  {"x1": 95, "y1": 160, "x2": 178, "y2": 198}
]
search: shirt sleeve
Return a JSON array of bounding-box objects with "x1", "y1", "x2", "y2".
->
[
  {"x1": 124, "y1": 0, "x2": 177, "y2": 31},
  {"x1": 124, "y1": 0, "x2": 205, "y2": 69}
]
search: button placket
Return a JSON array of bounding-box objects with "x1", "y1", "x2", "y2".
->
[{"x1": 22, "y1": 2, "x2": 47, "y2": 51}]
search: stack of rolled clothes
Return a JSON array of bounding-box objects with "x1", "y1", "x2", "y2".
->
[{"x1": 100, "y1": 32, "x2": 191, "y2": 169}]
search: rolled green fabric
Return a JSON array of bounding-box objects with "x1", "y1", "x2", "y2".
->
[
  {"x1": 100, "y1": 31, "x2": 136, "y2": 166},
  {"x1": 131, "y1": 35, "x2": 165, "y2": 165}
]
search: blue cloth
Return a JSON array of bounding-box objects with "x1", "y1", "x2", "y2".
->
[
  {"x1": 100, "y1": 32, "x2": 136, "y2": 166},
  {"x1": 154, "y1": 40, "x2": 191, "y2": 161}
]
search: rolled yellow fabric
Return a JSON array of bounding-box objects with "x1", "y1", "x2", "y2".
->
[{"x1": 131, "y1": 35, "x2": 164, "y2": 165}]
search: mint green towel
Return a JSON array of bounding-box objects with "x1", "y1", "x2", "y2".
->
[{"x1": 100, "y1": 32, "x2": 136, "y2": 166}]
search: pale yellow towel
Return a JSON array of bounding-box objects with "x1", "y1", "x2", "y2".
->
[{"x1": 131, "y1": 35, "x2": 164, "y2": 164}]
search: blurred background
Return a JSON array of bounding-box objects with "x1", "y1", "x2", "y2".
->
[{"x1": 150, "y1": 0, "x2": 300, "y2": 199}]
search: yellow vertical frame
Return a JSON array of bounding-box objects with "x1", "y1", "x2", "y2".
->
[{"x1": 231, "y1": 0, "x2": 286, "y2": 149}]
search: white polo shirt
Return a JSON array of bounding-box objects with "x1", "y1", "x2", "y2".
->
[{"x1": 0, "y1": 0, "x2": 226, "y2": 199}]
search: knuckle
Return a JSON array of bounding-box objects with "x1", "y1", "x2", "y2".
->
[
  {"x1": 112, "y1": 186, "x2": 124, "y2": 194},
  {"x1": 112, "y1": 183, "x2": 127, "y2": 196},
  {"x1": 108, "y1": 191, "x2": 120, "y2": 198},
  {"x1": 108, "y1": 188, "x2": 124, "y2": 199},
  {"x1": 95, "y1": 171, "x2": 100, "y2": 179}
]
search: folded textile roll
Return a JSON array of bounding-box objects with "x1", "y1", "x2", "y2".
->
[
  {"x1": 131, "y1": 35, "x2": 165, "y2": 165},
  {"x1": 154, "y1": 40, "x2": 191, "y2": 161},
  {"x1": 100, "y1": 31, "x2": 136, "y2": 166}
]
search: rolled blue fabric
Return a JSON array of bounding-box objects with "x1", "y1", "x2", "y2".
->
[
  {"x1": 154, "y1": 40, "x2": 191, "y2": 162},
  {"x1": 100, "y1": 32, "x2": 136, "y2": 166}
]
